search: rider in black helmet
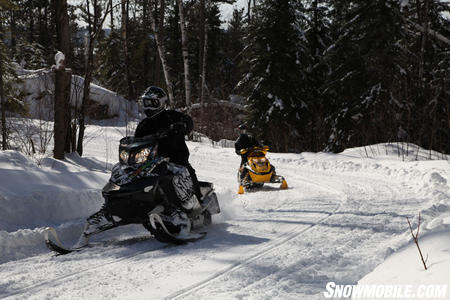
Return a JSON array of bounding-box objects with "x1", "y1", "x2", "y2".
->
[
  {"x1": 135, "y1": 86, "x2": 203, "y2": 226},
  {"x1": 135, "y1": 86, "x2": 192, "y2": 167},
  {"x1": 73, "y1": 87, "x2": 203, "y2": 242},
  {"x1": 235, "y1": 123, "x2": 261, "y2": 181}
]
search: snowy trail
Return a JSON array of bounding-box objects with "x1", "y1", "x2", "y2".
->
[
  {"x1": 0, "y1": 125, "x2": 449, "y2": 299},
  {"x1": 167, "y1": 165, "x2": 417, "y2": 299},
  {"x1": 1, "y1": 176, "x2": 342, "y2": 300}
]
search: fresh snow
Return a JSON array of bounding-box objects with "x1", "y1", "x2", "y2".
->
[
  {"x1": 357, "y1": 231, "x2": 450, "y2": 287},
  {"x1": 0, "y1": 124, "x2": 449, "y2": 299}
]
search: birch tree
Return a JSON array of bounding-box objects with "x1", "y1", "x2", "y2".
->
[
  {"x1": 153, "y1": 0, "x2": 165, "y2": 87},
  {"x1": 176, "y1": 0, "x2": 191, "y2": 107},
  {"x1": 148, "y1": 0, "x2": 174, "y2": 107}
]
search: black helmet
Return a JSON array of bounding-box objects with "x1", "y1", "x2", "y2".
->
[{"x1": 140, "y1": 86, "x2": 167, "y2": 117}]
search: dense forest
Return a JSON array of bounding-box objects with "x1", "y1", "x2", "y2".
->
[{"x1": 0, "y1": 0, "x2": 449, "y2": 157}]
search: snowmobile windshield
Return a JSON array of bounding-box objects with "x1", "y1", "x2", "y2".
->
[
  {"x1": 247, "y1": 146, "x2": 269, "y2": 157},
  {"x1": 119, "y1": 135, "x2": 159, "y2": 165}
]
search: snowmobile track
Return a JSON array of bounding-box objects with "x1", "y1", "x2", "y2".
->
[
  {"x1": 167, "y1": 178, "x2": 347, "y2": 299},
  {"x1": 1, "y1": 242, "x2": 171, "y2": 300},
  {"x1": 167, "y1": 203, "x2": 340, "y2": 299}
]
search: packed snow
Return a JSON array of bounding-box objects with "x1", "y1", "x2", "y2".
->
[{"x1": 0, "y1": 124, "x2": 449, "y2": 299}]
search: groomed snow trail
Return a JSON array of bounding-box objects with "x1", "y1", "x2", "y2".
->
[{"x1": 0, "y1": 126, "x2": 448, "y2": 299}]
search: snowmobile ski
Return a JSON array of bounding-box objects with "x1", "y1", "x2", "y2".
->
[
  {"x1": 148, "y1": 213, "x2": 206, "y2": 245},
  {"x1": 44, "y1": 227, "x2": 86, "y2": 255}
]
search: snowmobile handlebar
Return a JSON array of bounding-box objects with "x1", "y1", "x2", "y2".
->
[
  {"x1": 240, "y1": 145, "x2": 269, "y2": 155},
  {"x1": 120, "y1": 122, "x2": 186, "y2": 145}
]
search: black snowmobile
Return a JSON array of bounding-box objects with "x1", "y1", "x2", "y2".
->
[{"x1": 45, "y1": 132, "x2": 220, "y2": 254}]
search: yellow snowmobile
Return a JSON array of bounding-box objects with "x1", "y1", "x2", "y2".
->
[{"x1": 237, "y1": 146, "x2": 288, "y2": 194}]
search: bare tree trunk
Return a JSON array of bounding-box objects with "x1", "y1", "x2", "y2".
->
[
  {"x1": 9, "y1": 10, "x2": 16, "y2": 57},
  {"x1": 71, "y1": 105, "x2": 77, "y2": 152},
  {"x1": 63, "y1": 72, "x2": 72, "y2": 153},
  {"x1": 177, "y1": 0, "x2": 191, "y2": 107},
  {"x1": 200, "y1": 23, "x2": 208, "y2": 105},
  {"x1": 77, "y1": 3, "x2": 95, "y2": 157},
  {"x1": 153, "y1": 0, "x2": 165, "y2": 87},
  {"x1": 409, "y1": 20, "x2": 450, "y2": 46},
  {"x1": 198, "y1": 0, "x2": 205, "y2": 102},
  {"x1": 109, "y1": 0, "x2": 114, "y2": 30},
  {"x1": 28, "y1": 1, "x2": 34, "y2": 42},
  {"x1": 0, "y1": 19, "x2": 6, "y2": 150},
  {"x1": 54, "y1": 60, "x2": 68, "y2": 159},
  {"x1": 149, "y1": 0, "x2": 174, "y2": 107},
  {"x1": 77, "y1": 0, "x2": 110, "y2": 156},
  {"x1": 121, "y1": 0, "x2": 134, "y2": 100},
  {"x1": 54, "y1": 0, "x2": 72, "y2": 158},
  {"x1": 417, "y1": 0, "x2": 429, "y2": 87},
  {"x1": 0, "y1": 51, "x2": 6, "y2": 150}
]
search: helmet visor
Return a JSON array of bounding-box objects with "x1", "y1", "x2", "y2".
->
[{"x1": 142, "y1": 97, "x2": 160, "y2": 110}]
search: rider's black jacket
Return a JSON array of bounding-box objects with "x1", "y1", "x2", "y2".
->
[
  {"x1": 135, "y1": 110, "x2": 203, "y2": 201},
  {"x1": 135, "y1": 110, "x2": 193, "y2": 166},
  {"x1": 235, "y1": 133, "x2": 260, "y2": 155},
  {"x1": 235, "y1": 133, "x2": 261, "y2": 166}
]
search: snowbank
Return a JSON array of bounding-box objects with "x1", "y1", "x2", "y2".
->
[
  {"x1": 0, "y1": 150, "x2": 109, "y2": 262},
  {"x1": 355, "y1": 231, "x2": 450, "y2": 299}
]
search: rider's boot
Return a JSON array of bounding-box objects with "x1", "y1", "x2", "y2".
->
[{"x1": 159, "y1": 208, "x2": 191, "y2": 236}]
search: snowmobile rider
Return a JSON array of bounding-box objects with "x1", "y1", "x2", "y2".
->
[
  {"x1": 235, "y1": 123, "x2": 261, "y2": 181},
  {"x1": 72, "y1": 88, "x2": 203, "y2": 246},
  {"x1": 135, "y1": 86, "x2": 203, "y2": 204}
]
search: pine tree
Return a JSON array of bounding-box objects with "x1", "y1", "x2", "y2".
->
[
  {"x1": 302, "y1": 0, "x2": 332, "y2": 151},
  {"x1": 400, "y1": 0, "x2": 450, "y2": 154},
  {"x1": 96, "y1": 29, "x2": 128, "y2": 95},
  {"x1": 323, "y1": 0, "x2": 407, "y2": 152},
  {"x1": 238, "y1": 0, "x2": 304, "y2": 152},
  {"x1": 165, "y1": 0, "x2": 184, "y2": 104},
  {"x1": 222, "y1": 8, "x2": 245, "y2": 94},
  {"x1": 129, "y1": 19, "x2": 156, "y2": 95},
  {"x1": 0, "y1": 8, "x2": 26, "y2": 149}
]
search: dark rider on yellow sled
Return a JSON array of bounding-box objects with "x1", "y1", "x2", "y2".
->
[{"x1": 235, "y1": 124, "x2": 288, "y2": 194}]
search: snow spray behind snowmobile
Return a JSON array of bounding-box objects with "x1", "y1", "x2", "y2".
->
[
  {"x1": 45, "y1": 132, "x2": 220, "y2": 254},
  {"x1": 237, "y1": 146, "x2": 288, "y2": 194}
]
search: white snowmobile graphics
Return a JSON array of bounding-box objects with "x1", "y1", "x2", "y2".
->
[{"x1": 45, "y1": 133, "x2": 220, "y2": 254}]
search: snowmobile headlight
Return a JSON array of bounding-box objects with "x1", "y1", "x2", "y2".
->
[
  {"x1": 135, "y1": 147, "x2": 151, "y2": 164},
  {"x1": 119, "y1": 150, "x2": 129, "y2": 164}
]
